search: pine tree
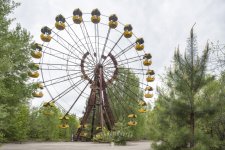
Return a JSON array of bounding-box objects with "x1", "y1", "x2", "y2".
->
[{"x1": 149, "y1": 27, "x2": 213, "y2": 149}]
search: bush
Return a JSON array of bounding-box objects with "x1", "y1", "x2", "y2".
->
[
  {"x1": 0, "y1": 132, "x2": 5, "y2": 143},
  {"x1": 93, "y1": 122, "x2": 133, "y2": 145}
]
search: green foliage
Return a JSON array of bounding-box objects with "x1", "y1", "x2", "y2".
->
[
  {"x1": 107, "y1": 68, "x2": 149, "y2": 140},
  {"x1": 196, "y1": 72, "x2": 225, "y2": 149},
  {"x1": 28, "y1": 107, "x2": 79, "y2": 141},
  {"x1": 93, "y1": 122, "x2": 133, "y2": 145},
  {"x1": 6, "y1": 105, "x2": 29, "y2": 142},
  {"x1": 0, "y1": 105, "x2": 8, "y2": 142},
  {"x1": 59, "y1": 114, "x2": 79, "y2": 141},
  {"x1": 0, "y1": 0, "x2": 33, "y2": 142},
  {"x1": 107, "y1": 68, "x2": 141, "y2": 118},
  {"x1": 112, "y1": 122, "x2": 133, "y2": 145},
  {"x1": 93, "y1": 128, "x2": 112, "y2": 143},
  {"x1": 36, "y1": 107, "x2": 61, "y2": 141},
  {"x1": 147, "y1": 29, "x2": 219, "y2": 149}
]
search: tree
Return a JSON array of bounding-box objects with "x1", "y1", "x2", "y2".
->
[
  {"x1": 6, "y1": 105, "x2": 29, "y2": 142},
  {"x1": 197, "y1": 72, "x2": 225, "y2": 149},
  {"x1": 149, "y1": 27, "x2": 213, "y2": 149},
  {"x1": 0, "y1": 0, "x2": 33, "y2": 142},
  {"x1": 28, "y1": 106, "x2": 79, "y2": 141},
  {"x1": 107, "y1": 68, "x2": 148, "y2": 140}
]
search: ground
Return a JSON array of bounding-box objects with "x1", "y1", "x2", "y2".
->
[{"x1": 0, "y1": 141, "x2": 151, "y2": 150}]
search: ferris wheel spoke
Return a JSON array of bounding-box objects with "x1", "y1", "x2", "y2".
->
[
  {"x1": 41, "y1": 68, "x2": 82, "y2": 71},
  {"x1": 104, "y1": 69, "x2": 148, "y2": 87},
  {"x1": 106, "y1": 89, "x2": 119, "y2": 120},
  {"x1": 105, "y1": 57, "x2": 141, "y2": 67},
  {"x1": 51, "y1": 37, "x2": 82, "y2": 61},
  {"x1": 82, "y1": 22, "x2": 96, "y2": 55},
  {"x1": 79, "y1": 23, "x2": 97, "y2": 63},
  {"x1": 104, "y1": 69, "x2": 143, "y2": 88},
  {"x1": 118, "y1": 72, "x2": 148, "y2": 87},
  {"x1": 119, "y1": 58, "x2": 143, "y2": 65},
  {"x1": 103, "y1": 42, "x2": 135, "y2": 65},
  {"x1": 105, "y1": 66, "x2": 149, "y2": 71},
  {"x1": 53, "y1": 79, "x2": 86, "y2": 102},
  {"x1": 83, "y1": 55, "x2": 97, "y2": 67},
  {"x1": 80, "y1": 25, "x2": 97, "y2": 63},
  {"x1": 39, "y1": 63, "x2": 80, "y2": 67},
  {"x1": 93, "y1": 24, "x2": 101, "y2": 63},
  {"x1": 114, "y1": 43, "x2": 136, "y2": 59},
  {"x1": 104, "y1": 74, "x2": 138, "y2": 113},
  {"x1": 103, "y1": 58, "x2": 113, "y2": 68},
  {"x1": 83, "y1": 64, "x2": 96, "y2": 72},
  {"x1": 99, "y1": 28, "x2": 111, "y2": 63},
  {"x1": 64, "y1": 22, "x2": 95, "y2": 65},
  {"x1": 49, "y1": 33, "x2": 91, "y2": 65},
  {"x1": 50, "y1": 81, "x2": 83, "y2": 103},
  {"x1": 42, "y1": 51, "x2": 80, "y2": 65},
  {"x1": 42, "y1": 63, "x2": 66, "y2": 70},
  {"x1": 94, "y1": 25, "x2": 98, "y2": 62},
  {"x1": 103, "y1": 43, "x2": 132, "y2": 70},
  {"x1": 51, "y1": 30, "x2": 84, "y2": 56},
  {"x1": 117, "y1": 55, "x2": 144, "y2": 63},
  {"x1": 44, "y1": 73, "x2": 83, "y2": 87},
  {"x1": 67, "y1": 72, "x2": 94, "y2": 98},
  {"x1": 104, "y1": 70, "x2": 145, "y2": 90},
  {"x1": 94, "y1": 25, "x2": 97, "y2": 62},
  {"x1": 83, "y1": 68, "x2": 94, "y2": 74},
  {"x1": 108, "y1": 87, "x2": 136, "y2": 115},
  {"x1": 43, "y1": 72, "x2": 80, "y2": 84},
  {"x1": 105, "y1": 51, "x2": 145, "y2": 75},
  {"x1": 97, "y1": 24, "x2": 100, "y2": 62},
  {"x1": 41, "y1": 63, "x2": 82, "y2": 71},
  {"x1": 64, "y1": 75, "x2": 94, "y2": 116},
  {"x1": 83, "y1": 66, "x2": 95, "y2": 71},
  {"x1": 65, "y1": 21, "x2": 90, "y2": 53},
  {"x1": 107, "y1": 86, "x2": 131, "y2": 115},
  {"x1": 102, "y1": 34, "x2": 123, "y2": 64},
  {"x1": 42, "y1": 45, "x2": 82, "y2": 61},
  {"x1": 63, "y1": 28, "x2": 85, "y2": 55},
  {"x1": 110, "y1": 78, "x2": 140, "y2": 103}
]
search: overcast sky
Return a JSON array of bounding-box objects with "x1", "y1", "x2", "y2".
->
[
  {"x1": 13, "y1": 0, "x2": 225, "y2": 71},
  {"x1": 12, "y1": 0, "x2": 225, "y2": 113}
]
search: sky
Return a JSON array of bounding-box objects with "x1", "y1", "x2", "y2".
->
[{"x1": 11, "y1": 0, "x2": 225, "y2": 115}]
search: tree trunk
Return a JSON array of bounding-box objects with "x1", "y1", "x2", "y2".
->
[{"x1": 190, "y1": 111, "x2": 195, "y2": 148}]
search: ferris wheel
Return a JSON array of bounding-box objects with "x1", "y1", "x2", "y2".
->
[{"x1": 29, "y1": 8, "x2": 155, "y2": 139}]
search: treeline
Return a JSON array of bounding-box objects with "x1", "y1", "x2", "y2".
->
[{"x1": 1, "y1": 106, "x2": 78, "y2": 142}]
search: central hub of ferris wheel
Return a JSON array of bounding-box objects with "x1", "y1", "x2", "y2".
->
[
  {"x1": 80, "y1": 51, "x2": 118, "y2": 86},
  {"x1": 29, "y1": 8, "x2": 155, "y2": 140}
]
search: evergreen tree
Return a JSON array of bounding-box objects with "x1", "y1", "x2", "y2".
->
[{"x1": 149, "y1": 27, "x2": 213, "y2": 149}]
